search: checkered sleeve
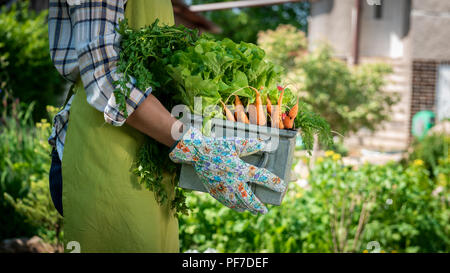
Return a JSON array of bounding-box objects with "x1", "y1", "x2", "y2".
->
[{"x1": 70, "y1": 0, "x2": 151, "y2": 126}]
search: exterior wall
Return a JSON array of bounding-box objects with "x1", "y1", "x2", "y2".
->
[
  {"x1": 410, "y1": 60, "x2": 438, "y2": 127},
  {"x1": 344, "y1": 56, "x2": 412, "y2": 152},
  {"x1": 309, "y1": 0, "x2": 411, "y2": 59},
  {"x1": 308, "y1": 0, "x2": 354, "y2": 58},
  {"x1": 412, "y1": 0, "x2": 450, "y2": 14},
  {"x1": 410, "y1": 6, "x2": 450, "y2": 60},
  {"x1": 410, "y1": 60, "x2": 450, "y2": 128},
  {"x1": 409, "y1": 0, "x2": 450, "y2": 132},
  {"x1": 359, "y1": 0, "x2": 410, "y2": 58},
  {"x1": 310, "y1": 0, "x2": 414, "y2": 152}
]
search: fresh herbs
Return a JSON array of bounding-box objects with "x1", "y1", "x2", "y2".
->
[
  {"x1": 115, "y1": 19, "x2": 199, "y2": 116},
  {"x1": 115, "y1": 19, "x2": 198, "y2": 217},
  {"x1": 115, "y1": 20, "x2": 332, "y2": 216},
  {"x1": 166, "y1": 38, "x2": 284, "y2": 114},
  {"x1": 294, "y1": 101, "x2": 333, "y2": 153},
  {"x1": 132, "y1": 137, "x2": 189, "y2": 217}
]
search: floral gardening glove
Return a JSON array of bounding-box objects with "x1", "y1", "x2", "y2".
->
[{"x1": 169, "y1": 126, "x2": 285, "y2": 214}]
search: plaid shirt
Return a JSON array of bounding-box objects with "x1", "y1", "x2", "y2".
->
[{"x1": 48, "y1": 0, "x2": 152, "y2": 160}]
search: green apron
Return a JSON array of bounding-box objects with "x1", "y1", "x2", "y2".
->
[{"x1": 61, "y1": 0, "x2": 179, "y2": 253}]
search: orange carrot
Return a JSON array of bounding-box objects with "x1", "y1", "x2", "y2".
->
[
  {"x1": 234, "y1": 95, "x2": 249, "y2": 124},
  {"x1": 270, "y1": 106, "x2": 278, "y2": 128},
  {"x1": 271, "y1": 87, "x2": 285, "y2": 129},
  {"x1": 266, "y1": 97, "x2": 272, "y2": 115},
  {"x1": 248, "y1": 103, "x2": 258, "y2": 124},
  {"x1": 278, "y1": 89, "x2": 284, "y2": 106},
  {"x1": 289, "y1": 97, "x2": 299, "y2": 119},
  {"x1": 283, "y1": 115, "x2": 295, "y2": 129},
  {"x1": 250, "y1": 87, "x2": 267, "y2": 126},
  {"x1": 278, "y1": 88, "x2": 285, "y2": 129},
  {"x1": 221, "y1": 101, "x2": 235, "y2": 122}
]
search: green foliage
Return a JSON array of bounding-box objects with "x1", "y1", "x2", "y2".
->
[
  {"x1": 115, "y1": 19, "x2": 200, "y2": 116},
  {"x1": 257, "y1": 24, "x2": 307, "y2": 69},
  {"x1": 258, "y1": 26, "x2": 397, "y2": 137},
  {"x1": 116, "y1": 19, "x2": 284, "y2": 115},
  {"x1": 329, "y1": 139, "x2": 349, "y2": 157},
  {"x1": 115, "y1": 19, "x2": 201, "y2": 216},
  {"x1": 167, "y1": 37, "x2": 283, "y2": 114},
  {"x1": 0, "y1": 91, "x2": 62, "y2": 242},
  {"x1": 311, "y1": 153, "x2": 449, "y2": 253},
  {"x1": 297, "y1": 46, "x2": 396, "y2": 136},
  {"x1": 117, "y1": 19, "x2": 331, "y2": 144},
  {"x1": 115, "y1": 20, "x2": 332, "y2": 215},
  {"x1": 190, "y1": 0, "x2": 310, "y2": 43},
  {"x1": 294, "y1": 101, "x2": 332, "y2": 152},
  {"x1": 408, "y1": 133, "x2": 450, "y2": 178},
  {"x1": 117, "y1": 20, "x2": 331, "y2": 141},
  {"x1": 1, "y1": 89, "x2": 447, "y2": 252},
  {"x1": 132, "y1": 138, "x2": 189, "y2": 217},
  {"x1": 0, "y1": 1, "x2": 65, "y2": 119},
  {"x1": 179, "y1": 152, "x2": 449, "y2": 253}
]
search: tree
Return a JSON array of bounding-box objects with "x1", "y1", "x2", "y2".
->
[
  {"x1": 0, "y1": 1, "x2": 66, "y2": 119},
  {"x1": 188, "y1": 0, "x2": 310, "y2": 43},
  {"x1": 258, "y1": 25, "x2": 397, "y2": 137}
]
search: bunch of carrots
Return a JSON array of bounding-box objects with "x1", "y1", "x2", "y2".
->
[{"x1": 221, "y1": 86, "x2": 299, "y2": 130}]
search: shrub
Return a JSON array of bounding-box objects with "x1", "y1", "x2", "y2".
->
[
  {"x1": 0, "y1": 90, "x2": 62, "y2": 242},
  {"x1": 179, "y1": 151, "x2": 449, "y2": 253},
  {"x1": 408, "y1": 133, "x2": 450, "y2": 178},
  {"x1": 257, "y1": 26, "x2": 397, "y2": 137},
  {"x1": 0, "y1": 1, "x2": 66, "y2": 119},
  {"x1": 190, "y1": 0, "x2": 310, "y2": 43},
  {"x1": 257, "y1": 24, "x2": 307, "y2": 69}
]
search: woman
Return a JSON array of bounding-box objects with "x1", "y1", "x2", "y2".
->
[{"x1": 48, "y1": 0, "x2": 285, "y2": 253}]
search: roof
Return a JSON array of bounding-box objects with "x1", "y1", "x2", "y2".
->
[{"x1": 188, "y1": 0, "x2": 304, "y2": 12}]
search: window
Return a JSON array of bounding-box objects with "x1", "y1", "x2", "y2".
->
[{"x1": 436, "y1": 64, "x2": 450, "y2": 121}]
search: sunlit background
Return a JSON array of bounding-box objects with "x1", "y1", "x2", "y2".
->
[{"x1": 0, "y1": 0, "x2": 448, "y2": 253}]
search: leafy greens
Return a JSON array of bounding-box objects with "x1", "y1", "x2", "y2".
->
[{"x1": 114, "y1": 20, "x2": 332, "y2": 216}]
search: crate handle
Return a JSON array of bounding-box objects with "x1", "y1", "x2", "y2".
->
[{"x1": 256, "y1": 152, "x2": 269, "y2": 168}]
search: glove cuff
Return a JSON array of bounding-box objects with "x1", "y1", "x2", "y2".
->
[
  {"x1": 168, "y1": 125, "x2": 201, "y2": 164},
  {"x1": 168, "y1": 123, "x2": 192, "y2": 153}
]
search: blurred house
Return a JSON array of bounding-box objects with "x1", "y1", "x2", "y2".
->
[{"x1": 309, "y1": 0, "x2": 450, "y2": 152}]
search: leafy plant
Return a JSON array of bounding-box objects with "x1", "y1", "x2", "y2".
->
[
  {"x1": 0, "y1": 1, "x2": 65, "y2": 119},
  {"x1": 408, "y1": 133, "x2": 450, "y2": 178},
  {"x1": 115, "y1": 20, "x2": 332, "y2": 215},
  {"x1": 132, "y1": 138, "x2": 189, "y2": 217},
  {"x1": 115, "y1": 18, "x2": 200, "y2": 117},
  {"x1": 190, "y1": 0, "x2": 310, "y2": 43},
  {"x1": 179, "y1": 151, "x2": 449, "y2": 253},
  {"x1": 114, "y1": 19, "x2": 200, "y2": 217},
  {"x1": 0, "y1": 90, "x2": 62, "y2": 242},
  {"x1": 257, "y1": 24, "x2": 307, "y2": 69},
  {"x1": 166, "y1": 37, "x2": 284, "y2": 119},
  {"x1": 258, "y1": 26, "x2": 397, "y2": 137},
  {"x1": 293, "y1": 101, "x2": 332, "y2": 152}
]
